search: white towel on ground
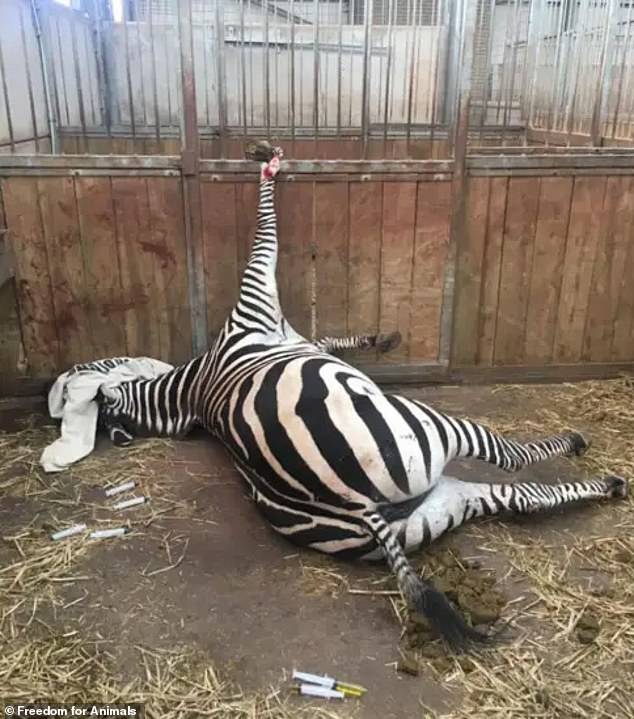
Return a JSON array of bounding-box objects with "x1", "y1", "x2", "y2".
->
[{"x1": 40, "y1": 357, "x2": 174, "y2": 473}]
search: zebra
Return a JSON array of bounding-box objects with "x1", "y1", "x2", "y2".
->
[
  {"x1": 98, "y1": 330, "x2": 401, "y2": 447},
  {"x1": 99, "y1": 141, "x2": 629, "y2": 650}
]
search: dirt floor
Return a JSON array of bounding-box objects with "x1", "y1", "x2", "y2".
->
[{"x1": 1, "y1": 382, "x2": 633, "y2": 718}]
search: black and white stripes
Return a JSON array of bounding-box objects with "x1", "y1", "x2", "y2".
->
[{"x1": 96, "y1": 143, "x2": 629, "y2": 650}]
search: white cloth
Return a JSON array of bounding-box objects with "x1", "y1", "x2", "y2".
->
[{"x1": 40, "y1": 357, "x2": 174, "y2": 473}]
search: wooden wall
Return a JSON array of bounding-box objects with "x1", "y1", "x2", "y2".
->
[
  {"x1": 452, "y1": 173, "x2": 634, "y2": 367},
  {"x1": 1, "y1": 174, "x2": 192, "y2": 376}
]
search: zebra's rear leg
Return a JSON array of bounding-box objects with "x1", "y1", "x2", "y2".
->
[
  {"x1": 363, "y1": 511, "x2": 487, "y2": 651},
  {"x1": 409, "y1": 400, "x2": 590, "y2": 472},
  {"x1": 387, "y1": 474, "x2": 629, "y2": 555}
]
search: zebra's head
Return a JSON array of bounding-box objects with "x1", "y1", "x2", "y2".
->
[{"x1": 96, "y1": 383, "x2": 124, "y2": 423}]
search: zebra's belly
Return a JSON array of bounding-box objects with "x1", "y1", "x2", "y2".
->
[{"x1": 223, "y1": 355, "x2": 436, "y2": 508}]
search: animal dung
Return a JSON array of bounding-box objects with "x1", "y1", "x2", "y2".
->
[
  {"x1": 50, "y1": 523, "x2": 87, "y2": 541},
  {"x1": 104, "y1": 480, "x2": 136, "y2": 497},
  {"x1": 112, "y1": 495, "x2": 148, "y2": 511}
]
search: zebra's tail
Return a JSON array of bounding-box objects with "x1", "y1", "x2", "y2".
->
[{"x1": 363, "y1": 511, "x2": 487, "y2": 652}]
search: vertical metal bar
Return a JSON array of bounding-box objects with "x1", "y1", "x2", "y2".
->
[
  {"x1": 313, "y1": 0, "x2": 320, "y2": 154},
  {"x1": 147, "y1": 0, "x2": 160, "y2": 145},
  {"x1": 430, "y1": 0, "x2": 444, "y2": 155},
  {"x1": 501, "y1": 0, "x2": 521, "y2": 145},
  {"x1": 201, "y1": 2, "x2": 211, "y2": 131},
  {"x1": 214, "y1": 0, "x2": 226, "y2": 157},
  {"x1": 591, "y1": 0, "x2": 617, "y2": 146},
  {"x1": 31, "y1": 0, "x2": 58, "y2": 153},
  {"x1": 323, "y1": 6, "x2": 329, "y2": 129},
  {"x1": 164, "y1": 16, "x2": 174, "y2": 130},
  {"x1": 264, "y1": 0, "x2": 271, "y2": 140},
  {"x1": 134, "y1": 5, "x2": 148, "y2": 129},
  {"x1": 564, "y1": 0, "x2": 590, "y2": 142},
  {"x1": 240, "y1": 0, "x2": 248, "y2": 141},
  {"x1": 89, "y1": 0, "x2": 111, "y2": 141},
  {"x1": 274, "y1": 0, "x2": 280, "y2": 132},
  {"x1": 361, "y1": 0, "x2": 371, "y2": 157},
  {"x1": 55, "y1": 16, "x2": 71, "y2": 128},
  {"x1": 548, "y1": 0, "x2": 566, "y2": 132},
  {"x1": 19, "y1": 3, "x2": 40, "y2": 152},
  {"x1": 82, "y1": 24, "x2": 97, "y2": 127},
  {"x1": 336, "y1": 0, "x2": 343, "y2": 137},
  {"x1": 70, "y1": 14, "x2": 87, "y2": 151},
  {"x1": 0, "y1": 33, "x2": 14, "y2": 152},
  {"x1": 122, "y1": 11, "x2": 137, "y2": 144},
  {"x1": 382, "y1": 0, "x2": 394, "y2": 154},
  {"x1": 611, "y1": 4, "x2": 634, "y2": 139},
  {"x1": 405, "y1": 0, "x2": 419, "y2": 152},
  {"x1": 347, "y1": 10, "x2": 353, "y2": 128},
  {"x1": 527, "y1": 0, "x2": 544, "y2": 134},
  {"x1": 249, "y1": 0, "x2": 254, "y2": 128}
]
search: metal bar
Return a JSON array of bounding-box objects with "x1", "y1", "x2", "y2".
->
[
  {"x1": 122, "y1": 13, "x2": 136, "y2": 143},
  {"x1": 336, "y1": 0, "x2": 343, "y2": 137},
  {"x1": 313, "y1": 0, "x2": 320, "y2": 154},
  {"x1": 430, "y1": 0, "x2": 445, "y2": 155},
  {"x1": 214, "y1": 0, "x2": 226, "y2": 157},
  {"x1": 202, "y1": 1, "x2": 211, "y2": 128},
  {"x1": 564, "y1": 0, "x2": 591, "y2": 143},
  {"x1": 405, "y1": 0, "x2": 419, "y2": 153},
  {"x1": 591, "y1": 0, "x2": 618, "y2": 146},
  {"x1": 611, "y1": 8, "x2": 634, "y2": 139},
  {"x1": 163, "y1": 19, "x2": 173, "y2": 128},
  {"x1": 55, "y1": 16, "x2": 71, "y2": 128},
  {"x1": 147, "y1": 0, "x2": 160, "y2": 145},
  {"x1": 20, "y1": 2, "x2": 40, "y2": 153},
  {"x1": 549, "y1": 0, "x2": 567, "y2": 132},
  {"x1": 31, "y1": 0, "x2": 58, "y2": 153},
  {"x1": 240, "y1": 0, "x2": 248, "y2": 141},
  {"x1": 70, "y1": 13, "x2": 87, "y2": 151},
  {"x1": 264, "y1": 0, "x2": 271, "y2": 140},
  {"x1": 361, "y1": 0, "x2": 371, "y2": 157},
  {"x1": 249, "y1": 0, "x2": 255, "y2": 127},
  {"x1": 274, "y1": 0, "x2": 280, "y2": 131},
  {"x1": 382, "y1": 0, "x2": 394, "y2": 155},
  {"x1": 501, "y1": 0, "x2": 521, "y2": 146},
  {"x1": 0, "y1": 33, "x2": 14, "y2": 152},
  {"x1": 82, "y1": 22, "x2": 97, "y2": 127},
  {"x1": 526, "y1": 0, "x2": 544, "y2": 135},
  {"x1": 134, "y1": 6, "x2": 147, "y2": 128}
]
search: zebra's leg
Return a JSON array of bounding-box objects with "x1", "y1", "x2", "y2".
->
[
  {"x1": 314, "y1": 330, "x2": 402, "y2": 354},
  {"x1": 387, "y1": 473, "x2": 629, "y2": 555},
  {"x1": 230, "y1": 144, "x2": 285, "y2": 332},
  {"x1": 407, "y1": 399, "x2": 589, "y2": 473},
  {"x1": 362, "y1": 511, "x2": 486, "y2": 651}
]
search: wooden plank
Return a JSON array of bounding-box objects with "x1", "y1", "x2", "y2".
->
[
  {"x1": 111, "y1": 177, "x2": 161, "y2": 358},
  {"x1": 379, "y1": 182, "x2": 417, "y2": 362},
  {"x1": 582, "y1": 176, "x2": 629, "y2": 362},
  {"x1": 276, "y1": 182, "x2": 314, "y2": 338},
  {"x1": 476, "y1": 177, "x2": 507, "y2": 365},
  {"x1": 37, "y1": 177, "x2": 92, "y2": 368},
  {"x1": 235, "y1": 182, "x2": 259, "y2": 278},
  {"x1": 146, "y1": 177, "x2": 192, "y2": 364},
  {"x1": 553, "y1": 177, "x2": 607, "y2": 363},
  {"x1": 314, "y1": 182, "x2": 348, "y2": 338},
  {"x1": 2, "y1": 178, "x2": 59, "y2": 375},
  {"x1": 523, "y1": 177, "x2": 574, "y2": 365},
  {"x1": 409, "y1": 181, "x2": 452, "y2": 361},
  {"x1": 348, "y1": 182, "x2": 382, "y2": 343},
  {"x1": 451, "y1": 177, "x2": 490, "y2": 365},
  {"x1": 612, "y1": 177, "x2": 634, "y2": 360},
  {"x1": 75, "y1": 177, "x2": 127, "y2": 359},
  {"x1": 493, "y1": 177, "x2": 540, "y2": 365},
  {"x1": 200, "y1": 182, "x2": 240, "y2": 337}
]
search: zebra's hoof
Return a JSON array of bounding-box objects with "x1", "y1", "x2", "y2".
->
[
  {"x1": 245, "y1": 140, "x2": 283, "y2": 162},
  {"x1": 376, "y1": 331, "x2": 402, "y2": 354},
  {"x1": 604, "y1": 475, "x2": 629, "y2": 499},
  {"x1": 569, "y1": 432, "x2": 590, "y2": 457}
]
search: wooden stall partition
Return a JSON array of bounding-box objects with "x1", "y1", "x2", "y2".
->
[
  {"x1": 1, "y1": 165, "x2": 192, "y2": 377},
  {"x1": 451, "y1": 153, "x2": 634, "y2": 377}
]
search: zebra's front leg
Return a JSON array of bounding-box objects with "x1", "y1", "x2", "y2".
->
[
  {"x1": 386, "y1": 473, "x2": 629, "y2": 556},
  {"x1": 314, "y1": 331, "x2": 401, "y2": 355}
]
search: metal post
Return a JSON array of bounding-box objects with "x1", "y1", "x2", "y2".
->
[
  {"x1": 361, "y1": 0, "x2": 372, "y2": 158},
  {"x1": 591, "y1": 0, "x2": 618, "y2": 147},
  {"x1": 178, "y1": 0, "x2": 207, "y2": 356},
  {"x1": 214, "y1": 0, "x2": 226, "y2": 156},
  {"x1": 87, "y1": 0, "x2": 111, "y2": 143},
  {"x1": 31, "y1": 0, "x2": 58, "y2": 153}
]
